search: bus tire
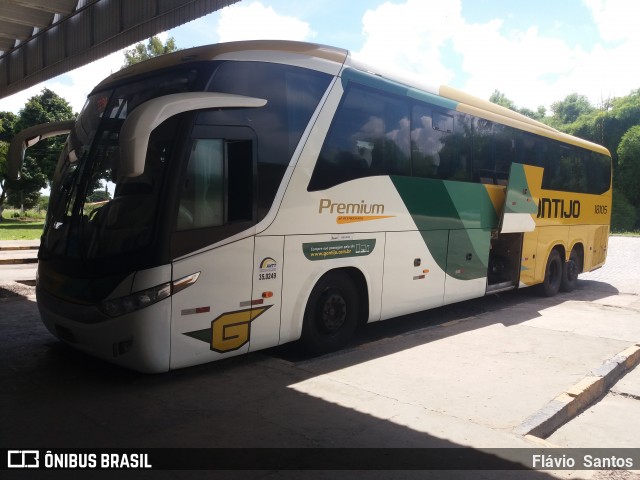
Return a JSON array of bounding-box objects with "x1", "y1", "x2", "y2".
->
[
  {"x1": 301, "y1": 271, "x2": 359, "y2": 355},
  {"x1": 539, "y1": 249, "x2": 562, "y2": 297},
  {"x1": 561, "y1": 250, "x2": 580, "y2": 292}
]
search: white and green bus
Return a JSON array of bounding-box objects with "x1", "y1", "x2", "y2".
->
[{"x1": 10, "y1": 41, "x2": 612, "y2": 373}]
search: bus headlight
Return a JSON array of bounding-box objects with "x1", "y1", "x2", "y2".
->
[{"x1": 100, "y1": 282, "x2": 171, "y2": 318}]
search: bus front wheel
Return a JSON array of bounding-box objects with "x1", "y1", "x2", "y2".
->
[
  {"x1": 301, "y1": 271, "x2": 359, "y2": 355},
  {"x1": 539, "y1": 249, "x2": 563, "y2": 297}
]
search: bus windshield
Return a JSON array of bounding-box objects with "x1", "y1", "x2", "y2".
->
[{"x1": 42, "y1": 66, "x2": 206, "y2": 269}]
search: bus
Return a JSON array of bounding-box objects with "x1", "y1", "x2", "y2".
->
[{"x1": 9, "y1": 40, "x2": 612, "y2": 373}]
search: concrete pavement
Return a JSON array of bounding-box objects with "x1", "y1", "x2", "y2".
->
[
  {"x1": 0, "y1": 240, "x2": 38, "y2": 282},
  {"x1": 1, "y1": 236, "x2": 639, "y2": 478}
]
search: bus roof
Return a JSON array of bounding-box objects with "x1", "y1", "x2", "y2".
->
[
  {"x1": 93, "y1": 40, "x2": 348, "y2": 92},
  {"x1": 93, "y1": 40, "x2": 610, "y2": 157}
]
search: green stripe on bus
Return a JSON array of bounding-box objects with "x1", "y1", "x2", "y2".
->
[
  {"x1": 341, "y1": 68, "x2": 458, "y2": 111},
  {"x1": 504, "y1": 163, "x2": 538, "y2": 215},
  {"x1": 390, "y1": 176, "x2": 497, "y2": 280}
]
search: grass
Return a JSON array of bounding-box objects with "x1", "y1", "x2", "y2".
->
[
  {"x1": 0, "y1": 218, "x2": 45, "y2": 241},
  {"x1": 611, "y1": 230, "x2": 640, "y2": 237}
]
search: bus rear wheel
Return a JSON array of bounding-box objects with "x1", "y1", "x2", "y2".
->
[
  {"x1": 561, "y1": 250, "x2": 580, "y2": 292},
  {"x1": 301, "y1": 271, "x2": 359, "y2": 355},
  {"x1": 539, "y1": 249, "x2": 562, "y2": 297}
]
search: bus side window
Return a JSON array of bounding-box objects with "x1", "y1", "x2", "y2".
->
[
  {"x1": 471, "y1": 120, "x2": 516, "y2": 185},
  {"x1": 178, "y1": 139, "x2": 225, "y2": 230},
  {"x1": 177, "y1": 138, "x2": 254, "y2": 231},
  {"x1": 518, "y1": 133, "x2": 545, "y2": 168},
  {"x1": 411, "y1": 106, "x2": 453, "y2": 179},
  {"x1": 472, "y1": 118, "x2": 494, "y2": 184},
  {"x1": 587, "y1": 151, "x2": 612, "y2": 194},
  {"x1": 493, "y1": 124, "x2": 516, "y2": 185},
  {"x1": 308, "y1": 85, "x2": 410, "y2": 191}
]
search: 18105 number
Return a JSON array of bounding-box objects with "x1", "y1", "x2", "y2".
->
[{"x1": 594, "y1": 205, "x2": 608, "y2": 215}]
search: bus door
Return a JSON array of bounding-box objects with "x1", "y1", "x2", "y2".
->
[
  {"x1": 488, "y1": 162, "x2": 542, "y2": 292},
  {"x1": 170, "y1": 238, "x2": 256, "y2": 369},
  {"x1": 168, "y1": 126, "x2": 268, "y2": 369}
]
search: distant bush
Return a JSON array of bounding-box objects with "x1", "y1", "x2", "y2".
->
[
  {"x1": 1, "y1": 208, "x2": 47, "y2": 221},
  {"x1": 611, "y1": 189, "x2": 637, "y2": 232}
]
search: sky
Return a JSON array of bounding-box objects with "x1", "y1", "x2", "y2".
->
[{"x1": 1, "y1": 0, "x2": 639, "y2": 115}]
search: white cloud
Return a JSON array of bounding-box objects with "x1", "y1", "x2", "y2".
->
[
  {"x1": 355, "y1": 0, "x2": 640, "y2": 112},
  {"x1": 356, "y1": 0, "x2": 463, "y2": 85},
  {"x1": 217, "y1": 1, "x2": 314, "y2": 42},
  {"x1": 582, "y1": 0, "x2": 640, "y2": 43}
]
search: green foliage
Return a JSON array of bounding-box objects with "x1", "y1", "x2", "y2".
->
[
  {"x1": 611, "y1": 189, "x2": 638, "y2": 232},
  {"x1": 5, "y1": 156, "x2": 48, "y2": 209},
  {"x1": 0, "y1": 141, "x2": 8, "y2": 205},
  {"x1": 0, "y1": 111, "x2": 17, "y2": 141},
  {"x1": 616, "y1": 125, "x2": 640, "y2": 207},
  {"x1": 0, "y1": 114, "x2": 16, "y2": 207},
  {"x1": 123, "y1": 36, "x2": 178, "y2": 68},
  {"x1": 489, "y1": 90, "x2": 546, "y2": 120},
  {"x1": 0, "y1": 88, "x2": 75, "y2": 212},
  {"x1": 37, "y1": 195, "x2": 49, "y2": 211},
  {"x1": 549, "y1": 93, "x2": 594, "y2": 126},
  {"x1": 489, "y1": 90, "x2": 516, "y2": 110},
  {"x1": 87, "y1": 189, "x2": 111, "y2": 203}
]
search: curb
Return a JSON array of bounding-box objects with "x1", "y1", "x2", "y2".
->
[
  {"x1": 0, "y1": 245, "x2": 39, "y2": 251},
  {"x1": 515, "y1": 343, "x2": 640, "y2": 439},
  {"x1": 0, "y1": 257, "x2": 38, "y2": 265},
  {"x1": 0, "y1": 242, "x2": 39, "y2": 265}
]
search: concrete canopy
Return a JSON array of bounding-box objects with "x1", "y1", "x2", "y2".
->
[{"x1": 0, "y1": 0, "x2": 240, "y2": 101}]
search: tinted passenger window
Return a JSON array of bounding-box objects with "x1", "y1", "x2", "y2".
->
[
  {"x1": 470, "y1": 119, "x2": 517, "y2": 185},
  {"x1": 542, "y1": 144, "x2": 584, "y2": 192},
  {"x1": 587, "y1": 152, "x2": 612, "y2": 194},
  {"x1": 308, "y1": 85, "x2": 410, "y2": 190},
  {"x1": 411, "y1": 107, "x2": 472, "y2": 181},
  {"x1": 517, "y1": 134, "x2": 545, "y2": 168},
  {"x1": 493, "y1": 124, "x2": 516, "y2": 184},
  {"x1": 472, "y1": 118, "x2": 494, "y2": 184},
  {"x1": 199, "y1": 61, "x2": 331, "y2": 218},
  {"x1": 412, "y1": 106, "x2": 449, "y2": 178},
  {"x1": 178, "y1": 139, "x2": 224, "y2": 230},
  {"x1": 177, "y1": 138, "x2": 253, "y2": 231}
]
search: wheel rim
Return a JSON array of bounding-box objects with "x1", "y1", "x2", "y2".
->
[{"x1": 318, "y1": 289, "x2": 347, "y2": 334}]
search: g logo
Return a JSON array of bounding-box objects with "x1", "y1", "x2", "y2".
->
[{"x1": 210, "y1": 306, "x2": 271, "y2": 353}]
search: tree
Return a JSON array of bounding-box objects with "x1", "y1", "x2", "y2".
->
[
  {"x1": 611, "y1": 189, "x2": 638, "y2": 232},
  {"x1": 489, "y1": 90, "x2": 516, "y2": 110},
  {"x1": 0, "y1": 89, "x2": 75, "y2": 213},
  {"x1": 5, "y1": 156, "x2": 48, "y2": 210},
  {"x1": 550, "y1": 93, "x2": 594, "y2": 126},
  {"x1": 0, "y1": 141, "x2": 8, "y2": 216},
  {"x1": 0, "y1": 112, "x2": 17, "y2": 215},
  {"x1": 617, "y1": 125, "x2": 640, "y2": 211},
  {"x1": 123, "y1": 36, "x2": 178, "y2": 68},
  {"x1": 489, "y1": 90, "x2": 546, "y2": 120},
  {"x1": 0, "y1": 111, "x2": 17, "y2": 142}
]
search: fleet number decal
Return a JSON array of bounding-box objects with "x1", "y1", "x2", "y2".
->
[
  {"x1": 258, "y1": 257, "x2": 277, "y2": 281},
  {"x1": 594, "y1": 205, "x2": 608, "y2": 215}
]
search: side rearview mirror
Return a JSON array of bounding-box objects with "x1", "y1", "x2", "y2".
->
[
  {"x1": 7, "y1": 120, "x2": 75, "y2": 180},
  {"x1": 119, "y1": 92, "x2": 267, "y2": 177}
]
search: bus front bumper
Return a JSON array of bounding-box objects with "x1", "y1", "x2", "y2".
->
[{"x1": 36, "y1": 286, "x2": 171, "y2": 374}]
